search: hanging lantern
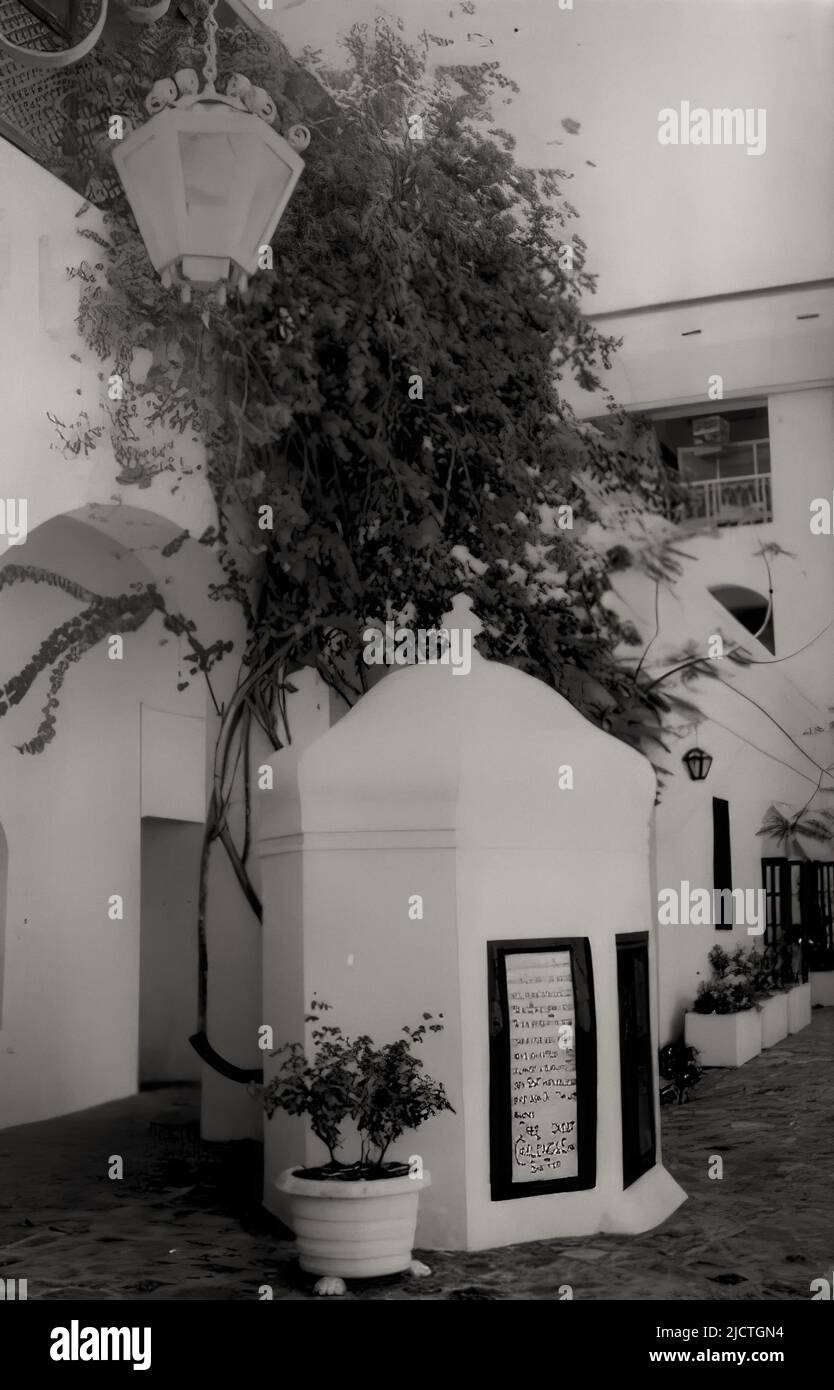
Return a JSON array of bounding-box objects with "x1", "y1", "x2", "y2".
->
[
  {"x1": 111, "y1": 0, "x2": 310, "y2": 304},
  {"x1": 682, "y1": 746, "x2": 713, "y2": 781}
]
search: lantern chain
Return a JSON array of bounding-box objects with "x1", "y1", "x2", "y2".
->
[{"x1": 202, "y1": 0, "x2": 220, "y2": 92}]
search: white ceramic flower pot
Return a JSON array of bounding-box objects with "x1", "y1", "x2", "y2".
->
[
  {"x1": 810, "y1": 971, "x2": 834, "y2": 1007},
  {"x1": 758, "y1": 992, "x2": 789, "y2": 1048},
  {"x1": 786, "y1": 981, "x2": 812, "y2": 1033},
  {"x1": 684, "y1": 1009, "x2": 762, "y2": 1067},
  {"x1": 275, "y1": 1167, "x2": 430, "y2": 1279}
]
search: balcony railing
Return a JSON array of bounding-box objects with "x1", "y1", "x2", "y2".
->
[
  {"x1": 679, "y1": 472, "x2": 773, "y2": 526},
  {"x1": 670, "y1": 439, "x2": 773, "y2": 526}
]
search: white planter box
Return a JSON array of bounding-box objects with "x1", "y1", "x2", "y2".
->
[
  {"x1": 684, "y1": 1009, "x2": 762, "y2": 1067},
  {"x1": 810, "y1": 971, "x2": 834, "y2": 1007},
  {"x1": 758, "y1": 993, "x2": 789, "y2": 1048},
  {"x1": 786, "y1": 981, "x2": 812, "y2": 1033},
  {"x1": 275, "y1": 1167, "x2": 430, "y2": 1280}
]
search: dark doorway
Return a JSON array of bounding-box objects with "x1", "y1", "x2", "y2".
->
[
  {"x1": 761, "y1": 856, "x2": 834, "y2": 975},
  {"x1": 616, "y1": 933, "x2": 657, "y2": 1189},
  {"x1": 139, "y1": 818, "x2": 203, "y2": 1086}
]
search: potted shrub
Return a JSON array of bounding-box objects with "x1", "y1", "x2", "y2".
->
[
  {"x1": 748, "y1": 945, "x2": 789, "y2": 1049},
  {"x1": 684, "y1": 945, "x2": 762, "y2": 1066},
  {"x1": 659, "y1": 1039, "x2": 702, "y2": 1105},
  {"x1": 265, "y1": 1001, "x2": 454, "y2": 1296}
]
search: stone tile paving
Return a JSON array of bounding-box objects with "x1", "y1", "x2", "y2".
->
[{"x1": 1, "y1": 1010, "x2": 832, "y2": 1300}]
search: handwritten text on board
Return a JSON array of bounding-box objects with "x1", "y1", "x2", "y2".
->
[{"x1": 506, "y1": 950, "x2": 578, "y2": 1182}]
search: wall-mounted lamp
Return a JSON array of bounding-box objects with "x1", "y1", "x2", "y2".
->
[{"x1": 683, "y1": 746, "x2": 713, "y2": 781}]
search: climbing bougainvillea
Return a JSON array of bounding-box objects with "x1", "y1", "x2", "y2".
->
[
  {"x1": 0, "y1": 13, "x2": 699, "y2": 1060},
  {"x1": 20, "y1": 14, "x2": 688, "y2": 748}
]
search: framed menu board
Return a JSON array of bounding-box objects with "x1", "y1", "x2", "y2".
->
[{"x1": 488, "y1": 937, "x2": 596, "y2": 1200}]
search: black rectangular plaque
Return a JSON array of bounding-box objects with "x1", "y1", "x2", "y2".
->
[
  {"x1": 488, "y1": 937, "x2": 596, "y2": 1200},
  {"x1": 616, "y1": 931, "x2": 656, "y2": 1189}
]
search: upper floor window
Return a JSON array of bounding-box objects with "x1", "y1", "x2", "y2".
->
[{"x1": 654, "y1": 404, "x2": 771, "y2": 527}]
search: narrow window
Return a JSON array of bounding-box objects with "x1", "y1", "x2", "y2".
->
[
  {"x1": 761, "y1": 857, "x2": 787, "y2": 947},
  {"x1": 713, "y1": 798, "x2": 733, "y2": 929}
]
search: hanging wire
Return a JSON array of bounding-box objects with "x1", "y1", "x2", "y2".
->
[{"x1": 202, "y1": 0, "x2": 219, "y2": 91}]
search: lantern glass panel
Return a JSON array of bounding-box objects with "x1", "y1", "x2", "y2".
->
[
  {"x1": 238, "y1": 140, "x2": 297, "y2": 268},
  {"x1": 178, "y1": 130, "x2": 243, "y2": 256},
  {"x1": 117, "y1": 133, "x2": 178, "y2": 272},
  {"x1": 177, "y1": 130, "x2": 295, "y2": 270},
  {"x1": 179, "y1": 132, "x2": 234, "y2": 215}
]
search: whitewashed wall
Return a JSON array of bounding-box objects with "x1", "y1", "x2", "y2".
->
[
  {"x1": 0, "y1": 519, "x2": 205, "y2": 1126},
  {"x1": 0, "y1": 140, "x2": 262, "y2": 1135},
  {"x1": 245, "y1": 0, "x2": 834, "y2": 314},
  {"x1": 608, "y1": 565, "x2": 834, "y2": 1046}
]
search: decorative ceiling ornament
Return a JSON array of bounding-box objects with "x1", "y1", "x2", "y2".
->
[
  {"x1": 0, "y1": 0, "x2": 172, "y2": 69},
  {"x1": 111, "y1": 0, "x2": 309, "y2": 304}
]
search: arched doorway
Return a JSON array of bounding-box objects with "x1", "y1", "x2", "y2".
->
[{"x1": 0, "y1": 511, "x2": 213, "y2": 1126}]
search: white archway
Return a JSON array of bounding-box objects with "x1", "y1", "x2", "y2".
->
[{"x1": 0, "y1": 511, "x2": 217, "y2": 1127}]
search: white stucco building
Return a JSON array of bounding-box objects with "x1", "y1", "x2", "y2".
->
[
  {"x1": 0, "y1": 0, "x2": 831, "y2": 1260},
  {"x1": 564, "y1": 286, "x2": 834, "y2": 1043}
]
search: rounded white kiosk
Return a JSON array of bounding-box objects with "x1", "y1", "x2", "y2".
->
[{"x1": 259, "y1": 645, "x2": 686, "y2": 1252}]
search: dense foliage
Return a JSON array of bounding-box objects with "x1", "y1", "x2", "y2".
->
[
  {"x1": 757, "y1": 802, "x2": 834, "y2": 861},
  {"x1": 692, "y1": 942, "x2": 800, "y2": 1015},
  {"x1": 658, "y1": 1040, "x2": 701, "y2": 1106},
  {"x1": 0, "y1": 13, "x2": 702, "y2": 1066},
  {"x1": 264, "y1": 1001, "x2": 454, "y2": 1175},
  {"x1": 30, "y1": 12, "x2": 690, "y2": 748}
]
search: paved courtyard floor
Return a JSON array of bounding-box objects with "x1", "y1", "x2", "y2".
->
[{"x1": 1, "y1": 1010, "x2": 832, "y2": 1301}]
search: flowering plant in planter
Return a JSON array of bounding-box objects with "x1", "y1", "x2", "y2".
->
[
  {"x1": 265, "y1": 1001, "x2": 455, "y2": 1292},
  {"x1": 745, "y1": 943, "x2": 792, "y2": 998},
  {"x1": 264, "y1": 1001, "x2": 455, "y2": 1179},
  {"x1": 692, "y1": 945, "x2": 757, "y2": 1014}
]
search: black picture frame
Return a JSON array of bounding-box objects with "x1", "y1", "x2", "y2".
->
[{"x1": 488, "y1": 937, "x2": 597, "y2": 1201}]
